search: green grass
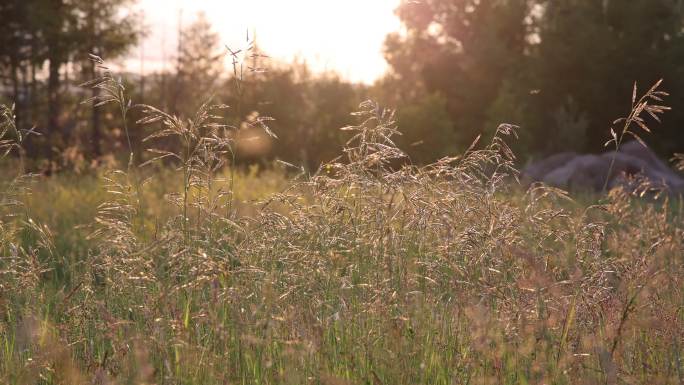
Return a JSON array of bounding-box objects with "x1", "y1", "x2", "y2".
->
[{"x1": 1, "y1": 77, "x2": 683, "y2": 384}]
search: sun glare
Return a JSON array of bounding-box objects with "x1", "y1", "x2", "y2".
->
[{"x1": 134, "y1": 0, "x2": 402, "y2": 83}]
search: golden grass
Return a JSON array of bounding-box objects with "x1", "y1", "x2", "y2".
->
[{"x1": 0, "y1": 67, "x2": 683, "y2": 385}]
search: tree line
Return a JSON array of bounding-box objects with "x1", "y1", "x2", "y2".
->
[
  {"x1": 383, "y1": 0, "x2": 684, "y2": 162},
  {"x1": 1, "y1": 0, "x2": 684, "y2": 173},
  {"x1": 0, "y1": 0, "x2": 138, "y2": 165}
]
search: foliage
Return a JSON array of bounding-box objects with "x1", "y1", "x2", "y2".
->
[
  {"x1": 384, "y1": 0, "x2": 532, "y2": 151},
  {"x1": 395, "y1": 92, "x2": 457, "y2": 164},
  {"x1": 239, "y1": 64, "x2": 363, "y2": 170},
  {"x1": 531, "y1": 0, "x2": 684, "y2": 155},
  {"x1": 4, "y1": 0, "x2": 684, "y2": 171},
  {"x1": 168, "y1": 12, "x2": 225, "y2": 117},
  {"x1": 0, "y1": 0, "x2": 140, "y2": 163},
  {"x1": 385, "y1": 0, "x2": 684, "y2": 160}
]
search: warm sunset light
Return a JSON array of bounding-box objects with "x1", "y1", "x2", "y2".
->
[
  {"x1": 3, "y1": 1, "x2": 684, "y2": 382},
  {"x1": 133, "y1": 0, "x2": 402, "y2": 83}
]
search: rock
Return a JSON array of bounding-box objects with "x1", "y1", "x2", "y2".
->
[
  {"x1": 521, "y1": 152, "x2": 577, "y2": 184},
  {"x1": 542, "y1": 154, "x2": 608, "y2": 192},
  {"x1": 618, "y1": 141, "x2": 673, "y2": 175},
  {"x1": 521, "y1": 141, "x2": 684, "y2": 194}
]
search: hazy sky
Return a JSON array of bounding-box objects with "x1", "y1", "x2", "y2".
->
[{"x1": 127, "y1": 0, "x2": 403, "y2": 84}]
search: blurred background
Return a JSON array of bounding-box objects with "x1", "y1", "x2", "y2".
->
[{"x1": 1, "y1": 0, "x2": 683, "y2": 173}]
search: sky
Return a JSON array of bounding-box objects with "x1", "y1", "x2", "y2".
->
[{"x1": 126, "y1": 0, "x2": 403, "y2": 84}]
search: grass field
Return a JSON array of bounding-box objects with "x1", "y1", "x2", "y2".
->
[{"x1": 1, "y1": 77, "x2": 684, "y2": 384}]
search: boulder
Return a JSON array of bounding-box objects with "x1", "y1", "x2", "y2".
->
[
  {"x1": 521, "y1": 142, "x2": 684, "y2": 194},
  {"x1": 542, "y1": 154, "x2": 608, "y2": 192},
  {"x1": 617, "y1": 140, "x2": 674, "y2": 176},
  {"x1": 521, "y1": 152, "x2": 577, "y2": 184}
]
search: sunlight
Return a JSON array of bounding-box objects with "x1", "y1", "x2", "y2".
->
[{"x1": 134, "y1": 0, "x2": 402, "y2": 83}]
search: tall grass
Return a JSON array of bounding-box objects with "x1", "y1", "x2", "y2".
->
[
  {"x1": 0, "y1": 61, "x2": 682, "y2": 385},
  {"x1": 602, "y1": 80, "x2": 670, "y2": 192}
]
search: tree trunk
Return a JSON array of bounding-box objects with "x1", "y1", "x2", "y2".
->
[
  {"x1": 20, "y1": 60, "x2": 30, "y2": 148},
  {"x1": 29, "y1": 60, "x2": 36, "y2": 127},
  {"x1": 45, "y1": 0, "x2": 66, "y2": 161},
  {"x1": 47, "y1": 48, "x2": 62, "y2": 159},
  {"x1": 10, "y1": 62, "x2": 21, "y2": 133},
  {"x1": 91, "y1": 61, "x2": 102, "y2": 158}
]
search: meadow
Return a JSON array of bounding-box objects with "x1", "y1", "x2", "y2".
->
[{"x1": 1, "y1": 62, "x2": 683, "y2": 385}]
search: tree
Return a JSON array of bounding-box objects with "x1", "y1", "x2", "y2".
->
[
  {"x1": 170, "y1": 12, "x2": 224, "y2": 117},
  {"x1": 0, "y1": 1, "x2": 32, "y2": 131},
  {"x1": 239, "y1": 63, "x2": 362, "y2": 169},
  {"x1": 0, "y1": 0, "x2": 139, "y2": 162},
  {"x1": 385, "y1": 0, "x2": 684, "y2": 159},
  {"x1": 530, "y1": 0, "x2": 684, "y2": 155},
  {"x1": 34, "y1": 0, "x2": 75, "y2": 156},
  {"x1": 384, "y1": 0, "x2": 535, "y2": 152},
  {"x1": 0, "y1": 1, "x2": 51, "y2": 154},
  {"x1": 395, "y1": 93, "x2": 457, "y2": 164},
  {"x1": 73, "y1": 0, "x2": 140, "y2": 158}
]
